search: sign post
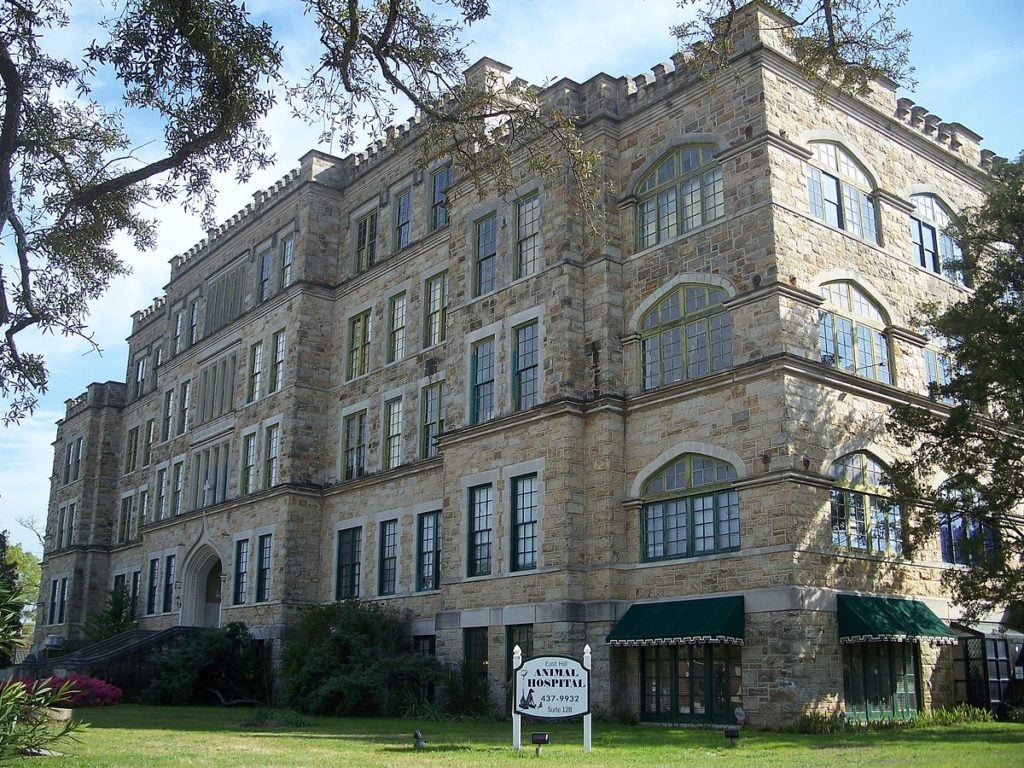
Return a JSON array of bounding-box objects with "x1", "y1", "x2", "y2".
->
[{"x1": 511, "y1": 644, "x2": 592, "y2": 753}]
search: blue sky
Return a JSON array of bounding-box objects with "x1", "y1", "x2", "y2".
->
[{"x1": 2, "y1": 0, "x2": 1022, "y2": 555}]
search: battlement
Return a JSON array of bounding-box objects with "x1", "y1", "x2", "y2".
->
[
  {"x1": 894, "y1": 98, "x2": 990, "y2": 168},
  {"x1": 62, "y1": 381, "x2": 127, "y2": 422}
]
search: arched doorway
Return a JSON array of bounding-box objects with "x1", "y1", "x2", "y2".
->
[
  {"x1": 203, "y1": 562, "x2": 222, "y2": 628},
  {"x1": 181, "y1": 544, "x2": 223, "y2": 628}
]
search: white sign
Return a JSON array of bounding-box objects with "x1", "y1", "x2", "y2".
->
[{"x1": 514, "y1": 655, "x2": 590, "y2": 719}]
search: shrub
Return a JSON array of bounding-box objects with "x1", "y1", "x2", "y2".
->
[
  {"x1": 49, "y1": 674, "x2": 123, "y2": 707},
  {"x1": 240, "y1": 708, "x2": 311, "y2": 728}
]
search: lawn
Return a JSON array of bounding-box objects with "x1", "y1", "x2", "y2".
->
[{"x1": 24, "y1": 705, "x2": 1024, "y2": 768}]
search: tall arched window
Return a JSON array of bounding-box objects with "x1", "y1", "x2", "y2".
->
[
  {"x1": 909, "y1": 194, "x2": 969, "y2": 286},
  {"x1": 642, "y1": 454, "x2": 739, "y2": 561},
  {"x1": 641, "y1": 284, "x2": 732, "y2": 390},
  {"x1": 806, "y1": 142, "x2": 878, "y2": 244},
  {"x1": 829, "y1": 452, "x2": 902, "y2": 555},
  {"x1": 818, "y1": 281, "x2": 892, "y2": 384},
  {"x1": 636, "y1": 146, "x2": 724, "y2": 248}
]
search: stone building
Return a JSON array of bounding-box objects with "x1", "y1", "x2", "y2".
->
[{"x1": 34, "y1": 3, "x2": 1022, "y2": 726}]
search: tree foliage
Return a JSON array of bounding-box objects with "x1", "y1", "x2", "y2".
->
[
  {"x1": 84, "y1": 585, "x2": 136, "y2": 643},
  {"x1": 889, "y1": 153, "x2": 1024, "y2": 620},
  {"x1": 674, "y1": 0, "x2": 913, "y2": 95}
]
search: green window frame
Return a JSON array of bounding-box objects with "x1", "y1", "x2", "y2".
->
[
  {"x1": 829, "y1": 452, "x2": 902, "y2": 555},
  {"x1": 468, "y1": 484, "x2": 493, "y2": 577},
  {"x1": 421, "y1": 382, "x2": 444, "y2": 459},
  {"x1": 355, "y1": 209, "x2": 377, "y2": 272},
  {"x1": 378, "y1": 519, "x2": 398, "y2": 596},
  {"x1": 511, "y1": 474, "x2": 538, "y2": 571},
  {"x1": 347, "y1": 311, "x2": 371, "y2": 379},
  {"x1": 470, "y1": 337, "x2": 495, "y2": 424},
  {"x1": 842, "y1": 641, "x2": 920, "y2": 722},
  {"x1": 336, "y1": 527, "x2": 362, "y2": 599},
  {"x1": 416, "y1": 510, "x2": 441, "y2": 591},
  {"x1": 641, "y1": 284, "x2": 731, "y2": 390},
  {"x1": 641, "y1": 643, "x2": 742, "y2": 724},
  {"x1": 512, "y1": 321, "x2": 539, "y2": 410},
  {"x1": 516, "y1": 193, "x2": 540, "y2": 278},
  {"x1": 818, "y1": 282, "x2": 892, "y2": 384},
  {"x1": 636, "y1": 145, "x2": 724, "y2": 249}
]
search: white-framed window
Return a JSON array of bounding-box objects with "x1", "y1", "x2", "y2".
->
[
  {"x1": 394, "y1": 188, "x2": 412, "y2": 251},
  {"x1": 818, "y1": 281, "x2": 892, "y2": 384},
  {"x1": 511, "y1": 473, "x2": 538, "y2": 571},
  {"x1": 910, "y1": 193, "x2": 969, "y2": 286},
  {"x1": 343, "y1": 410, "x2": 367, "y2": 481},
  {"x1": 255, "y1": 532, "x2": 273, "y2": 602},
  {"x1": 923, "y1": 347, "x2": 954, "y2": 404},
  {"x1": 269, "y1": 329, "x2": 285, "y2": 393},
  {"x1": 424, "y1": 271, "x2": 448, "y2": 347},
  {"x1": 384, "y1": 397, "x2": 403, "y2": 470},
  {"x1": 124, "y1": 427, "x2": 140, "y2": 475},
  {"x1": 161, "y1": 389, "x2": 174, "y2": 441},
  {"x1": 279, "y1": 232, "x2": 295, "y2": 289},
  {"x1": 192, "y1": 438, "x2": 230, "y2": 507},
  {"x1": 387, "y1": 292, "x2": 407, "y2": 363},
  {"x1": 170, "y1": 460, "x2": 185, "y2": 515},
  {"x1": 805, "y1": 142, "x2": 878, "y2": 243},
  {"x1": 416, "y1": 510, "x2": 441, "y2": 591},
  {"x1": 247, "y1": 341, "x2": 263, "y2": 403},
  {"x1": 637, "y1": 145, "x2": 724, "y2": 248},
  {"x1": 263, "y1": 423, "x2": 280, "y2": 489},
  {"x1": 467, "y1": 483, "x2": 493, "y2": 577},
  {"x1": 512, "y1": 321, "x2": 539, "y2": 410},
  {"x1": 421, "y1": 381, "x2": 444, "y2": 459},
  {"x1": 241, "y1": 431, "x2": 257, "y2": 495},
  {"x1": 233, "y1": 538, "x2": 250, "y2": 605},
  {"x1": 176, "y1": 380, "x2": 191, "y2": 435},
  {"x1": 378, "y1": 519, "x2": 398, "y2": 595},
  {"x1": 116, "y1": 495, "x2": 134, "y2": 545},
  {"x1": 196, "y1": 352, "x2": 237, "y2": 424}
]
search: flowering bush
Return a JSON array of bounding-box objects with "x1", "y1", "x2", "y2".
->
[{"x1": 0, "y1": 673, "x2": 122, "y2": 707}]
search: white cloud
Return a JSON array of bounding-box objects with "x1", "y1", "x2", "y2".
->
[{"x1": 0, "y1": 408, "x2": 62, "y2": 556}]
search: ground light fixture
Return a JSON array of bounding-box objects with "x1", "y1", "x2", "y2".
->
[
  {"x1": 723, "y1": 725, "x2": 740, "y2": 747},
  {"x1": 531, "y1": 732, "x2": 550, "y2": 756}
]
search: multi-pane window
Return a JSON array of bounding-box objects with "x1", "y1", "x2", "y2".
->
[
  {"x1": 336, "y1": 527, "x2": 362, "y2": 599},
  {"x1": 819, "y1": 282, "x2": 892, "y2": 383},
  {"x1": 343, "y1": 411, "x2": 367, "y2": 481},
  {"x1": 116, "y1": 496, "x2": 133, "y2": 545},
  {"x1": 348, "y1": 311, "x2": 371, "y2": 379},
  {"x1": 241, "y1": 433, "x2": 257, "y2": 494},
  {"x1": 191, "y1": 439, "x2": 229, "y2": 508},
  {"x1": 162, "y1": 554, "x2": 176, "y2": 613},
  {"x1": 470, "y1": 338, "x2": 496, "y2": 424},
  {"x1": 417, "y1": 511, "x2": 441, "y2": 591},
  {"x1": 464, "y1": 627, "x2": 489, "y2": 686},
  {"x1": 130, "y1": 571, "x2": 140, "y2": 618},
  {"x1": 431, "y1": 165, "x2": 452, "y2": 230},
  {"x1": 203, "y1": 261, "x2": 246, "y2": 336},
  {"x1": 394, "y1": 189, "x2": 412, "y2": 250},
  {"x1": 424, "y1": 272, "x2": 448, "y2": 346},
  {"x1": 256, "y1": 533, "x2": 273, "y2": 602},
  {"x1": 384, "y1": 398, "x2": 403, "y2": 470},
  {"x1": 132, "y1": 356, "x2": 147, "y2": 399},
  {"x1": 355, "y1": 210, "x2": 378, "y2": 272},
  {"x1": 48, "y1": 577, "x2": 68, "y2": 625},
  {"x1": 842, "y1": 642, "x2": 919, "y2": 722},
  {"x1": 387, "y1": 293, "x2": 407, "y2": 363},
  {"x1": 161, "y1": 389, "x2": 174, "y2": 441},
  {"x1": 138, "y1": 490, "x2": 149, "y2": 527},
  {"x1": 258, "y1": 246, "x2": 273, "y2": 301},
  {"x1": 641, "y1": 643, "x2": 742, "y2": 724},
  {"x1": 63, "y1": 436, "x2": 82, "y2": 485},
  {"x1": 637, "y1": 145, "x2": 724, "y2": 248},
  {"x1": 247, "y1": 341, "x2": 263, "y2": 403},
  {"x1": 421, "y1": 382, "x2": 444, "y2": 459},
  {"x1": 910, "y1": 194, "x2": 969, "y2": 286},
  {"x1": 233, "y1": 539, "x2": 249, "y2": 604},
  {"x1": 507, "y1": 624, "x2": 534, "y2": 679},
  {"x1": 474, "y1": 213, "x2": 498, "y2": 296},
  {"x1": 173, "y1": 311, "x2": 184, "y2": 354},
  {"x1": 170, "y1": 461, "x2": 185, "y2": 515},
  {"x1": 513, "y1": 322, "x2": 539, "y2": 410},
  {"x1": 806, "y1": 142, "x2": 878, "y2": 243},
  {"x1": 176, "y1": 380, "x2": 191, "y2": 435},
  {"x1": 939, "y1": 509, "x2": 995, "y2": 566},
  {"x1": 279, "y1": 233, "x2": 294, "y2": 289},
  {"x1": 196, "y1": 353, "x2": 237, "y2": 425},
  {"x1": 263, "y1": 424, "x2": 280, "y2": 489},
  {"x1": 155, "y1": 468, "x2": 168, "y2": 521},
  {"x1": 924, "y1": 348, "x2": 954, "y2": 404},
  {"x1": 641, "y1": 285, "x2": 732, "y2": 390},
  {"x1": 511, "y1": 474, "x2": 539, "y2": 571},
  {"x1": 378, "y1": 519, "x2": 398, "y2": 596},
  {"x1": 146, "y1": 558, "x2": 159, "y2": 615},
  {"x1": 188, "y1": 299, "x2": 200, "y2": 345},
  {"x1": 468, "y1": 484, "x2": 493, "y2": 577},
  {"x1": 142, "y1": 419, "x2": 155, "y2": 466},
  {"x1": 829, "y1": 453, "x2": 902, "y2": 555},
  {"x1": 124, "y1": 427, "x2": 140, "y2": 475},
  {"x1": 269, "y1": 330, "x2": 285, "y2": 393},
  {"x1": 516, "y1": 193, "x2": 541, "y2": 278},
  {"x1": 642, "y1": 454, "x2": 740, "y2": 561}
]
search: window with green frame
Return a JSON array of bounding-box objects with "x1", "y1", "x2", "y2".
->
[
  {"x1": 818, "y1": 281, "x2": 892, "y2": 384},
  {"x1": 829, "y1": 452, "x2": 902, "y2": 555},
  {"x1": 641, "y1": 284, "x2": 732, "y2": 390},
  {"x1": 642, "y1": 454, "x2": 739, "y2": 561},
  {"x1": 841, "y1": 641, "x2": 920, "y2": 722},
  {"x1": 636, "y1": 145, "x2": 724, "y2": 248},
  {"x1": 641, "y1": 644, "x2": 742, "y2": 724}
]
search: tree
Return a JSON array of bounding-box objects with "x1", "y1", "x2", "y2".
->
[
  {"x1": 674, "y1": 0, "x2": 913, "y2": 95},
  {"x1": 5, "y1": 541, "x2": 39, "y2": 638},
  {"x1": 888, "y1": 153, "x2": 1024, "y2": 621},
  {"x1": 85, "y1": 585, "x2": 135, "y2": 643},
  {"x1": 0, "y1": 532, "x2": 19, "y2": 665}
]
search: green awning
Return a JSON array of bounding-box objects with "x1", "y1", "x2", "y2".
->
[
  {"x1": 837, "y1": 594, "x2": 957, "y2": 645},
  {"x1": 606, "y1": 596, "x2": 744, "y2": 646}
]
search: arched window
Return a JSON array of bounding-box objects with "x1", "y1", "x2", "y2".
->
[
  {"x1": 829, "y1": 452, "x2": 901, "y2": 555},
  {"x1": 818, "y1": 281, "x2": 892, "y2": 384},
  {"x1": 805, "y1": 142, "x2": 878, "y2": 244},
  {"x1": 642, "y1": 454, "x2": 739, "y2": 561},
  {"x1": 641, "y1": 284, "x2": 732, "y2": 390},
  {"x1": 909, "y1": 194, "x2": 969, "y2": 286},
  {"x1": 636, "y1": 145, "x2": 724, "y2": 248}
]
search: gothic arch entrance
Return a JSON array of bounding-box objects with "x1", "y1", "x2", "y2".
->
[{"x1": 181, "y1": 544, "x2": 223, "y2": 628}]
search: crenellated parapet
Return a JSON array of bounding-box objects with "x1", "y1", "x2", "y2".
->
[
  {"x1": 130, "y1": 295, "x2": 166, "y2": 334},
  {"x1": 62, "y1": 381, "x2": 127, "y2": 422},
  {"x1": 894, "y1": 97, "x2": 995, "y2": 169}
]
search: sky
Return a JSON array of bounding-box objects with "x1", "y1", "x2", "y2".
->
[{"x1": 1, "y1": 0, "x2": 1022, "y2": 556}]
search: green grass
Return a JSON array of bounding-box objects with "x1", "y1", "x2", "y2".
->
[{"x1": 25, "y1": 705, "x2": 1024, "y2": 768}]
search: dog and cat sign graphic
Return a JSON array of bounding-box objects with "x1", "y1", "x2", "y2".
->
[{"x1": 514, "y1": 653, "x2": 590, "y2": 719}]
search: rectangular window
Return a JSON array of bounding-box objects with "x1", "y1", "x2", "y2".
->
[
  {"x1": 924, "y1": 349, "x2": 953, "y2": 404},
  {"x1": 417, "y1": 511, "x2": 441, "y2": 591},
  {"x1": 348, "y1": 311, "x2": 371, "y2": 379},
  {"x1": 424, "y1": 272, "x2": 448, "y2": 346},
  {"x1": 421, "y1": 382, "x2": 444, "y2": 459},
  {"x1": 124, "y1": 427, "x2": 140, "y2": 475},
  {"x1": 56, "y1": 577, "x2": 68, "y2": 624},
  {"x1": 130, "y1": 570, "x2": 140, "y2": 619},
  {"x1": 378, "y1": 519, "x2": 398, "y2": 596},
  {"x1": 170, "y1": 461, "x2": 185, "y2": 515},
  {"x1": 269, "y1": 330, "x2": 285, "y2": 393},
  {"x1": 263, "y1": 424, "x2": 280, "y2": 489},
  {"x1": 162, "y1": 554, "x2": 176, "y2": 613},
  {"x1": 507, "y1": 624, "x2": 534, "y2": 679},
  {"x1": 384, "y1": 398, "x2": 403, "y2": 470},
  {"x1": 241, "y1": 432, "x2": 257, "y2": 494},
  {"x1": 173, "y1": 311, "x2": 184, "y2": 354},
  {"x1": 643, "y1": 490, "x2": 739, "y2": 561},
  {"x1": 279, "y1": 233, "x2": 294, "y2": 289},
  {"x1": 138, "y1": 489, "x2": 149, "y2": 528},
  {"x1": 842, "y1": 642, "x2": 919, "y2": 722},
  {"x1": 203, "y1": 260, "x2": 246, "y2": 336},
  {"x1": 474, "y1": 213, "x2": 498, "y2": 296},
  {"x1": 470, "y1": 338, "x2": 496, "y2": 424},
  {"x1": 192, "y1": 439, "x2": 230, "y2": 508},
  {"x1": 176, "y1": 380, "x2": 191, "y2": 435},
  {"x1": 511, "y1": 474, "x2": 538, "y2": 571},
  {"x1": 155, "y1": 468, "x2": 168, "y2": 520},
  {"x1": 355, "y1": 210, "x2": 377, "y2": 272},
  {"x1": 142, "y1": 419, "x2": 155, "y2": 466},
  {"x1": 513, "y1": 322, "x2": 539, "y2": 411},
  {"x1": 65, "y1": 436, "x2": 82, "y2": 483},
  {"x1": 55, "y1": 506, "x2": 66, "y2": 549},
  {"x1": 161, "y1": 389, "x2": 174, "y2": 441},
  {"x1": 146, "y1": 558, "x2": 159, "y2": 615},
  {"x1": 516, "y1": 193, "x2": 540, "y2": 278},
  {"x1": 188, "y1": 299, "x2": 200, "y2": 345},
  {"x1": 258, "y1": 247, "x2": 273, "y2": 301},
  {"x1": 117, "y1": 496, "x2": 133, "y2": 545},
  {"x1": 47, "y1": 578, "x2": 58, "y2": 624},
  {"x1": 464, "y1": 627, "x2": 489, "y2": 686},
  {"x1": 233, "y1": 539, "x2": 249, "y2": 605},
  {"x1": 431, "y1": 165, "x2": 452, "y2": 230},
  {"x1": 468, "y1": 484, "x2": 493, "y2": 577},
  {"x1": 133, "y1": 356, "x2": 148, "y2": 399},
  {"x1": 247, "y1": 341, "x2": 263, "y2": 403},
  {"x1": 387, "y1": 293, "x2": 407, "y2": 363},
  {"x1": 343, "y1": 411, "x2": 367, "y2": 481},
  {"x1": 196, "y1": 353, "x2": 237, "y2": 425},
  {"x1": 336, "y1": 527, "x2": 362, "y2": 599},
  {"x1": 256, "y1": 533, "x2": 272, "y2": 603},
  {"x1": 394, "y1": 188, "x2": 412, "y2": 251}
]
